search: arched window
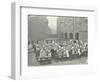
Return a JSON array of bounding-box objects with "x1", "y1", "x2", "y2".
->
[
  {"x1": 75, "y1": 32, "x2": 79, "y2": 40},
  {"x1": 69, "y1": 33, "x2": 73, "y2": 39}
]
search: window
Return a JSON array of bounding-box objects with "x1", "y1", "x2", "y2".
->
[
  {"x1": 65, "y1": 32, "x2": 68, "y2": 39},
  {"x1": 75, "y1": 33, "x2": 79, "y2": 40},
  {"x1": 69, "y1": 33, "x2": 73, "y2": 39}
]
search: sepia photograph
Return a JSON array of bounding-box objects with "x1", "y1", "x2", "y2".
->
[
  {"x1": 28, "y1": 15, "x2": 88, "y2": 66},
  {"x1": 11, "y1": 2, "x2": 97, "y2": 79}
]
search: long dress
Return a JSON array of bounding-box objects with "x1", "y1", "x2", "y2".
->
[
  {"x1": 38, "y1": 49, "x2": 46, "y2": 61},
  {"x1": 78, "y1": 48, "x2": 81, "y2": 56},
  {"x1": 66, "y1": 49, "x2": 69, "y2": 58}
]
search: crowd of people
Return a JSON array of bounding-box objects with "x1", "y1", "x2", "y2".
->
[{"x1": 28, "y1": 39, "x2": 88, "y2": 65}]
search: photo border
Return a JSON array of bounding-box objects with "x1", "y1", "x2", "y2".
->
[{"x1": 11, "y1": 2, "x2": 96, "y2": 80}]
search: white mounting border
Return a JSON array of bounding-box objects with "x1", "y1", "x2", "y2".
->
[{"x1": 11, "y1": 2, "x2": 97, "y2": 80}]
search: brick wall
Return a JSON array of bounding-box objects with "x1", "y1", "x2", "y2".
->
[{"x1": 57, "y1": 16, "x2": 88, "y2": 41}]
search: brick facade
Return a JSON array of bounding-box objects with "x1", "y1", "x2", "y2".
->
[{"x1": 57, "y1": 16, "x2": 88, "y2": 41}]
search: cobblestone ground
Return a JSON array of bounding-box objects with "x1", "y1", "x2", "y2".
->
[{"x1": 28, "y1": 52, "x2": 88, "y2": 66}]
